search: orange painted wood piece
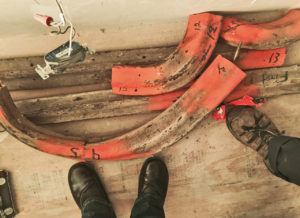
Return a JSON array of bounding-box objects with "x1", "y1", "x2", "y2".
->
[
  {"x1": 147, "y1": 89, "x2": 186, "y2": 111},
  {"x1": 145, "y1": 46, "x2": 286, "y2": 111},
  {"x1": 147, "y1": 84, "x2": 260, "y2": 113},
  {"x1": 235, "y1": 47, "x2": 286, "y2": 70},
  {"x1": 111, "y1": 11, "x2": 288, "y2": 97},
  {"x1": 221, "y1": 10, "x2": 300, "y2": 49},
  {"x1": 0, "y1": 55, "x2": 245, "y2": 161},
  {"x1": 180, "y1": 55, "x2": 246, "y2": 114},
  {"x1": 224, "y1": 84, "x2": 260, "y2": 103},
  {"x1": 112, "y1": 13, "x2": 223, "y2": 96},
  {"x1": 114, "y1": 46, "x2": 286, "y2": 100}
]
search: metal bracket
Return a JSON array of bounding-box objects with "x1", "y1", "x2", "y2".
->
[
  {"x1": 0, "y1": 171, "x2": 17, "y2": 218},
  {"x1": 35, "y1": 63, "x2": 57, "y2": 80}
]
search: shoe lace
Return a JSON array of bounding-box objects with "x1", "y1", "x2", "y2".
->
[{"x1": 240, "y1": 113, "x2": 280, "y2": 158}]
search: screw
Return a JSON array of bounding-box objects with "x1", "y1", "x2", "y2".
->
[
  {"x1": 4, "y1": 207, "x2": 13, "y2": 215},
  {"x1": 0, "y1": 178, "x2": 6, "y2": 186}
]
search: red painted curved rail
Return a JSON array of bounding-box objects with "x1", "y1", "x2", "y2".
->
[
  {"x1": 0, "y1": 56, "x2": 245, "y2": 161},
  {"x1": 234, "y1": 47, "x2": 286, "y2": 70},
  {"x1": 111, "y1": 12, "x2": 287, "y2": 97},
  {"x1": 221, "y1": 9, "x2": 300, "y2": 49},
  {"x1": 112, "y1": 13, "x2": 223, "y2": 96}
]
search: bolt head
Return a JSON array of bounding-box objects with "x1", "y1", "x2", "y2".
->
[
  {"x1": 0, "y1": 178, "x2": 6, "y2": 186},
  {"x1": 4, "y1": 207, "x2": 13, "y2": 215}
]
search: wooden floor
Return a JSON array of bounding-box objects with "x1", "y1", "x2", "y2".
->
[
  {"x1": 0, "y1": 93, "x2": 299, "y2": 218},
  {"x1": 1, "y1": 10, "x2": 300, "y2": 218}
]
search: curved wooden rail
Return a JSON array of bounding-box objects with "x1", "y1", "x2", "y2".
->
[
  {"x1": 221, "y1": 10, "x2": 300, "y2": 49},
  {"x1": 112, "y1": 13, "x2": 223, "y2": 95},
  {"x1": 0, "y1": 55, "x2": 245, "y2": 161}
]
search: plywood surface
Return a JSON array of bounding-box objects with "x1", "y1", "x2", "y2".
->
[
  {"x1": 0, "y1": 94, "x2": 299, "y2": 218},
  {"x1": 1, "y1": 10, "x2": 300, "y2": 217}
]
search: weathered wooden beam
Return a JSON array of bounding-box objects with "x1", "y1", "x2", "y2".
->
[
  {"x1": 1, "y1": 41, "x2": 300, "y2": 91},
  {"x1": 15, "y1": 90, "x2": 152, "y2": 124},
  {"x1": 10, "y1": 84, "x2": 107, "y2": 101},
  {"x1": 0, "y1": 46, "x2": 172, "y2": 90},
  {"x1": 14, "y1": 65, "x2": 300, "y2": 124},
  {"x1": 225, "y1": 65, "x2": 300, "y2": 102}
]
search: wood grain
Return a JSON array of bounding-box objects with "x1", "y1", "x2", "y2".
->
[
  {"x1": 1, "y1": 41, "x2": 300, "y2": 91},
  {"x1": 12, "y1": 65, "x2": 300, "y2": 124}
]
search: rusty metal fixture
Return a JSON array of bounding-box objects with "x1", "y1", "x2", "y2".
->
[
  {"x1": 0, "y1": 170, "x2": 17, "y2": 218},
  {"x1": 221, "y1": 9, "x2": 300, "y2": 49},
  {"x1": 0, "y1": 55, "x2": 245, "y2": 161},
  {"x1": 112, "y1": 13, "x2": 223, "y2": 96}
]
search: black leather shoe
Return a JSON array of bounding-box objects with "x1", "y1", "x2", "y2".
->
[
  {"x1": 68, "y1": 162, "x2": 110, "y2": 209},
  {"x1": 138, "y1": 157, "x2": 169, "y2": 205}
]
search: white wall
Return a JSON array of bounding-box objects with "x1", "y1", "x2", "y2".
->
[{"x1": 0, "y1": 0, "x2": 300, "y2": 58}]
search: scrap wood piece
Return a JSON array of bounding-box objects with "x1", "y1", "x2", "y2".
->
[
  {"x1": 221, "y1": 9, "x2": 300, "y2": 49},
  {"x1": 111, "y1": 13, "x2": 223, "y2": 96},
  {"x1": 0, "y1": 55, "x2": 245, "y2": 160}
]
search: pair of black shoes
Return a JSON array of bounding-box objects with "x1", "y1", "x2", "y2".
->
[{"x1": 68, "y1": 157, "x2": 168, "y2": 215}]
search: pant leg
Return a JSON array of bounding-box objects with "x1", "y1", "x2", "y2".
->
[
  {"x1": 268, "y1": 136, "x2": 300, "y2": 186},
  {"x1": 82, "y1": 198, "x2": 116, "y2": 218},
  {"x1": 130, "y1": 194, "x2": 165, "y2": 218}
]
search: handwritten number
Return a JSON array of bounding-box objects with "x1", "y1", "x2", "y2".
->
[
  {"x1": 207, "y1": 25, "x2": 218, "y2": 40},
  {"x1": 271, "y1": 52, "x2": 280, "y2": 63},
  {"x1": 218, "y1": 64, "x2": 226, "y2": 74},
  {"x1": 194, "y1": 22, "x2": 218, "y2": 40},
  {"x1": 274, "y1": 53, "x2": 280, "y2": 63},
  {"x1": 262, "y1": 71, "x2": 288, "y2": 86},
  {"x1": 269, "y1": 52, "x2": 280, "y2": 63},
  {"x1": 223, "y1": 21, "x2": 241, "y2": 33},
  {"x1": 279, "y1": 71, "x2": 288, "y2": 83},
  {"x1": 92, "y1": 149, "x2": 100, "y2": 160},
  {"x1": 71, "y1": 148, "x2": 79, "y2": 158},
  {"x1": 70, "y1": 148, "x2": 101, "y2": 160}
]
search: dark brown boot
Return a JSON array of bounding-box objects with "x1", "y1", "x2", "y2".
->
[{"x1": 226, "y1": 106, "x2": 281, "y2": 170}]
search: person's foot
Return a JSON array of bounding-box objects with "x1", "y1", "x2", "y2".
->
[
  {"x1": 138, "y1": 157, "x2": 169, "y2": 205},
  {"x1": 226, "y1": 106, "x2": 281, "y2": 169},
  {"x1": 68, "y1": 162, "x2": 110, "y2": 209}
]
